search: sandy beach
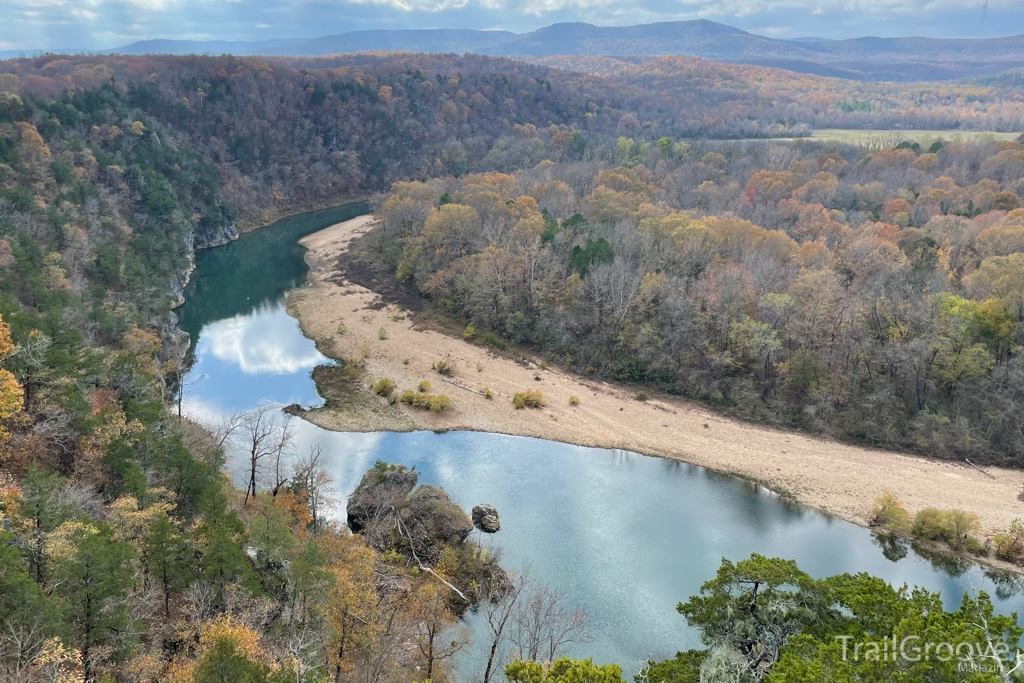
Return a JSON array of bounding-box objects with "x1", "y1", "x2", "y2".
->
[{"x1": 287, "y1": 214, "x2": 1024, "y2": 538}]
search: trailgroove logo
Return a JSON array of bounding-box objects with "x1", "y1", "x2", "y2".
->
[{"x1": 835, "y1": 635, "x2": 1022, "y2": 670}]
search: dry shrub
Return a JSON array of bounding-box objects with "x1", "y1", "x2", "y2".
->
[{"x1": 513, "y1": 390, "x2": 546, "y2": 409}]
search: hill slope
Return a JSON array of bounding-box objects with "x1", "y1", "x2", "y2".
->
[{"x1": 8, "y1": 20, "x2": 1024, "y2": 81}]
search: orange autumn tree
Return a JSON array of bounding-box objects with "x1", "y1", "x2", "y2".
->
[{"x1": 0, "y1": 313, "x2": 24, "y2": 439}]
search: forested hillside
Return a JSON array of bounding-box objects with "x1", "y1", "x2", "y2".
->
[
  {"x1": 2, "y1": 48, "x2": 1024, "y2": 683},
  {"x1": 2, "y1": 53, "x2": 614, "y2": 227},
  {"x1": 534, "y1": 55, "x2": 1024, "y2": 132},
  {"x1": 49, "y1": 20, "x2": 1024, "y2": 82},
  {"x1": 370, "y1": 136, "x2": 1024, "y2": 464},
  {"x1": 0, "y1": 85, "x2": 518, "y2": 681},
  {"x1": 0, "y1": 50, "x2": 697, "y2": 683},
  {"x1": 2, "y1": 51, "x2": 1023, "y2": 230}
]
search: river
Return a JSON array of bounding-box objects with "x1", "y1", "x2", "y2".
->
[{"x1": 175, "y1": 203, "x2": 1024, "y2": 676}]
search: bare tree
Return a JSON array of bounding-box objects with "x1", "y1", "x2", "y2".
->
[
  {"x1": 267, "y1": 414, "x2": 295, "y2": 497},
  {"x1": 0, "y1": 619, "x2": 47, "y2": 681},
  {"x1": 509, "y1": 583, "x2": 591, "y2": 662},
  {"x1": 169, "y1": 365, "x2": 207, "y2": 419},
  {"x1": 481, "y1": 571, "x2": 528, "y2": 683},
  {"x1": 412, "y1": 580, "x2": 470, "y2": 681},
  {"x1": 235, "y1": 405, "x2": 293, "y2": 506},
  {"x1": 291, "y1": 443, "x2": 338, "y2": 534}
]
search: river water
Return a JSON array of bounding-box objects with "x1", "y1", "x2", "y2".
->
[{"x1": 176, "y1": 204, "x2": 1023, "y2": 676}]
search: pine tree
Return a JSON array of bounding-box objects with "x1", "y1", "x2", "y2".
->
[
  {"x1": 146, "y1": 514, "x2": 192, "y2": 617},
  {"x1": 60, "y1": 529, "x2": 135, "y2": 678}
]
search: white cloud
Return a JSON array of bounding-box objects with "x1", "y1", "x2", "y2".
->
[
  {"x1": 200, "y1": 303, "x2": 326, "y2": 375},
  {"x1": 669, "y1": 0, "x2": 991, "y2": 18},
  {"x1": 517, "y1": 0, "x2": 620, "y2": 17},
  {"x1": 347, "y1": 0, "x2": 471, "y2": 12},
  {"x1": 0, "y1": 0, "x2": 1015, "y2": 52}
]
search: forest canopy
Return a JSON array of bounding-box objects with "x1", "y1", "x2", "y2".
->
[
  {"x1": 2, "y1": 48, "x2": 1024, "y2": 683},
  {"x1": 369, "y1": 135, "x2": 1024, "y2": 465}
]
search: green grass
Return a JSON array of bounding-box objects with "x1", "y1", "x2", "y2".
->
[
  {"x1": 810, "y1": 129, "x2": 1020, "y2": 144},
  {"x1": 764, "y1": 129, "x2": 1021, "y2": 148},
  {"x1": 735, "y1": 129, "x2": 1021, "y2": 146}
]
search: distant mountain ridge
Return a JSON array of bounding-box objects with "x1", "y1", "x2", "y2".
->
[{"x1": 5, "y1": 20, "x2": 1024, "y2": 82}]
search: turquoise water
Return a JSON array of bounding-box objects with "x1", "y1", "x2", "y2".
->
[{"x1": 176, "y1": 204, "x2": 1023, "y2": 676}]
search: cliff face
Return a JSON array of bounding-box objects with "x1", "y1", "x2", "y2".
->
[
  {"x1": 165, "y1": 218, "x2": 236, "y2": 355},
  {"x1": 193, "y1": 220, "x2": 239, "y2": 250}
]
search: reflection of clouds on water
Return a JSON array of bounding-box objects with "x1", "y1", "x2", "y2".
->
[{"x1": 199, "y1": 302, "x2": 326, "y2": 375}]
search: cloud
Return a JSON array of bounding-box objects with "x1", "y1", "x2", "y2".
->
[
  {"x1": 348, "y1": 0, "x2": 471, "y2": 11},
  {"x1": 0, "y1": 0, "x2": 1017, "y2": 52},
  {"x1": 199, "y1": 303, "x2": 326, "y2": 375}
]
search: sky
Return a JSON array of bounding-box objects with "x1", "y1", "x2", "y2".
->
[{"x1": 0, "y1": 0, "x2": 1022, "y2": 52}]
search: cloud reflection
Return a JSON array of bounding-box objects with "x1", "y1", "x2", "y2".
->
[{"x1": 199, "y1": 302, "x2": 326, "y2": 375}]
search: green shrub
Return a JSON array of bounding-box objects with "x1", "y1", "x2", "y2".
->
[
  {"x1": 463, "y1": 323, "x2": 476, "y2": 339},
  {"x1": 483, "y1": 387, "x2": 493, "y2": 400},
  {"x1": 378, "y1": 327, "x2": 389, "y2": 340},
  {"x1": 635, "y1": 390, "x2": 649, "y2": 401},
  {"x1": 871, "y1": 491, "x2": 911, "y2": 534},
  {"x1": 398, "y1": 389, "x2": 452, "y2": 413},
  {"x1": 337, "y1": 322, "x2": 346, "y2": 335},
  {"x1": 994, "y1": 519, "x2": 1024, "y2": 563},
  {"x1": 434, "y1": 356, "x2": 456, "y2": 377},
  {"x1": 428, "y1": 395, "x2": 452, "y2": 413},
  {"x1": 912, "y1": 508, "x2": 950, "y2": 542},
  {"x1": 418, "y1": 380, "x2": 431, "y2": 393},
  {"x1": 372, "y1": 378, "x2": 395, "y2": 396},
  {"x1": 513, "y1": 390, "x2": 546, "y2": 409},
  {"x1": 568, "y1": 395, "x2": 580, "y2": 406},
  {"x1": 912, "y1": 508, "x2": 980, "y2": 551},
  {"x1": 944, "y1": 510, "x2": 980, "y2": 551},
  {"x1": 540, "y1": 361, "x2": 548, "y2": 370}
]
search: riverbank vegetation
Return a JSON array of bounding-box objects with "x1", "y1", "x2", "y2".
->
[
  {"x1": 871, "y1": 490, "x2": 1006, "y2": 560},
  {"x1": 366, "y1": 135, "x2": 1024, "y2": 466},
  {"x1": 508, "y1": 553, "x2": 1024, "y2": 683}
]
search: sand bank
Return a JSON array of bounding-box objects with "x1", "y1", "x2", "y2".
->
[{"x1": 287, "y1": 214, "x2": 1024, "y2": 538}]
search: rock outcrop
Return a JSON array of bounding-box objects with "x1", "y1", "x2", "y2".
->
[
  {"x1": 471, "y1": 504, "x2": 501, "y2": 533},
  {"x1": 346, "y1": 463, "x2": 473, "y2": 564},
  {"x1": 399, "y1": 485, "x2": 474, "y2": 562},
  {"x1": 193, "y1": 220, "x2": 239, "y2": 250},
  {"x1": 347, "y1": 462, "x2": 418, "y2": 534}
]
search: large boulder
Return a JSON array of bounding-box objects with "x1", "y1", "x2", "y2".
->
[
  {"x1": 471, "y1": 504, "x2": 501, "y2": 533},
  {"x1": 347, "y1": 462, "x2": 418, "y2": 534},
  {"x1": 347, "y1": 463, "x2": 474, "y2": 565},
  {"x1": 398, "y1": 485, "x2": 474, "y2": 563}
]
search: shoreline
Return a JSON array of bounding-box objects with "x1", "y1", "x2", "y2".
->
[{"x1": 287, "y1": 214, "x2": 1024, "y2": 548}]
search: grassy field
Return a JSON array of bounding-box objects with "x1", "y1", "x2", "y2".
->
[{"x1": 805, "y1": 129, "x2": 1021, "y2": 145}]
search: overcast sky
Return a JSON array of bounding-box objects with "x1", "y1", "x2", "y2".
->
[{"x1": 1, "y1": 0, "x2": 1022, "y2": 52}]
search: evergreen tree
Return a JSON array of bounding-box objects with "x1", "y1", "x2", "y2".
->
[
  {"x1": 146, "y1": 513, "x2": 192, "y2": 617},
  {"x1": 59, "y1": 529, "x2": 136, "y2": 678},
  {"x1": 0, "y1": 531, "x2": 64, "y2": 669}
]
